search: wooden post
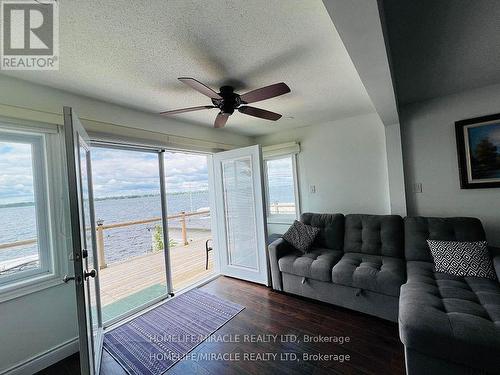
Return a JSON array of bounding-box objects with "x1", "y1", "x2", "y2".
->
[
  {"x1": 96, "y1": 219, "x2": 107, "y2": 269},
  {"x1": 180, "y1": 211, "x2": 188, "y2": 246}
]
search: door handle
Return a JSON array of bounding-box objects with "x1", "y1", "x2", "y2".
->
[
  {"x1": 84, "y1": 269, "x2": 96, "y2": 279},
  {"x1": 63, "y1": 275, "x2": 75, "y2": 283}
]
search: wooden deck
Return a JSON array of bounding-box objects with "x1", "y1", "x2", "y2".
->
[{"x1": 98, "y1": 229, "x2": 214, "y2": 307}]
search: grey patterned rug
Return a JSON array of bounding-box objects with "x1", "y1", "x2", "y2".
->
[{"x1": 103, "y1": 288, "x2": 244, "y2": 375}]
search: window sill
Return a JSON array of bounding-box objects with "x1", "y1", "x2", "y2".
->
[
  {"x1": 267, "y1": 217, "x2": 296, "y2": 225},
  {"x1": 0, "y1": 272, "x2": 64, "y2": 303}
]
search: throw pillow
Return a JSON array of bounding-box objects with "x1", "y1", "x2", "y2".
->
[
  {"x1": 282, "y1": 220, "x2": 320, "y2": 253},
  {"x1": 427, "y1": 240, "x2": 497, "y2": 280}
]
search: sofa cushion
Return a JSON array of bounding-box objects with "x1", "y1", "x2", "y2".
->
[
  {"x1": 404, "y1": 216, "x2": 486, "y2": 262},
  {"x1": 282, "y1": 220, "x2": 320, "y2": 253},
  {"x1": 344, "y1": 214, "x2": 404, "y2": 257},
  {"x1": 399, "y1": 261, "x2": 500, "y2": 373},
  {"x1": 331, "y1": 253, "x2": 406, "y2": 297},
  {"x1": 427, "y1": 240, "x2": 497, "y2": 280},
  {"x1": 278, "y1": 247, "x2": 342, "y2": 282},
  {"x1": 300, "y1": 213, "x2": 344, "y2": 250}
]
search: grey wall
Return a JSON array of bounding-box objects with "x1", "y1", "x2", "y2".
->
[
  {"x1": 401, "y1": 83, "x2": 500, "y2": 246},
  {"x1": 385, "y1": 122, "x2": 407, "y2": 216},
  {"x1": 256, "y1": 113, "x2": 391, "y2": 234}
]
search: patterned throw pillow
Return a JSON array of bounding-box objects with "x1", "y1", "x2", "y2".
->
[
  {"x1": 282, "y1": 220, "x2": 320, "y2": 253},
  {"x1": 427, "y1": 240, "x2": 497, "y2": 280}
]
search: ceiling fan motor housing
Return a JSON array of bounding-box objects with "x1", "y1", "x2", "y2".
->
[
  {"x1": 161, "y1": 78, "x2": 289, "y2": 128},
  {"x1": 212, "y1": 86, "x2": 242, "y2": 114}
]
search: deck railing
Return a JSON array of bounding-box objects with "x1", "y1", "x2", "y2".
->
[
  {"x1": 269, "y1": 202, "x2": 295, "y2": 214},
  {"x1": 95, "y1": 210, "x2": 210, "y2": 268},
  {"x1": 0, "y1": 238, "x2": 37, "y2": 250},
  {"x1": 0, "y1": 210, "x2": 211, "y2": 270}
]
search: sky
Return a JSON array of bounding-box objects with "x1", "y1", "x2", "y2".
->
[
  {"x1": 0, "y1": 141, "x2": 294, "y2": 205},
  {"x1": 266, "y1": 157, "x2": 295, "y2": 204},
  {"x1": 0, "y1": 143, "x2": 209, "y2": 204},
  {"x1": 0, "y1": 142, "x2": 35, "y2": 205},
  {"x1": 91, "y1": 148, "x2": 209, "y2": 198}
]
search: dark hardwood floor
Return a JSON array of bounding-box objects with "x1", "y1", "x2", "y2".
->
[{"x1": 39, "y1": 276, "x2": 405, "y2": 375}]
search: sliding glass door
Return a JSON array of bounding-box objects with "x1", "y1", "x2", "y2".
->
[
  {"x1": 163, "y1": 151, "x2": 216, "y2": 292},
  {"x1": 90, "y1": 145, "x2": 170, "y2": 325},
  {"x1": 86, "y1": 145, "x2": 220, "y2": 325}
]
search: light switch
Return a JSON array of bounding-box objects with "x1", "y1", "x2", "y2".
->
[{"x1": 309, "y1": 185, "x2": 316, "y2": 194}]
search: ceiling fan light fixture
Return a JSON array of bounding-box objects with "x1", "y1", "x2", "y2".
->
[{"x1": 160, "y1": 78, "x2": 291, "y2": 128}]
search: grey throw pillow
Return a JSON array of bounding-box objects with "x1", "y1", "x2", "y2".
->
[
  {"x1": 427, "y1": 240, "x2": 497, "y2": 280},
  {"x1": 282, "y1": 220, "x2": 320, "y2": 253}
]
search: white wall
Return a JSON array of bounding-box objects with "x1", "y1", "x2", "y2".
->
[
  {"x1": 0, "y1": 75, "x2": 252, "y2": 149},
  {"x1": 400, "y1": 83, "x2": 500, "y2": 246},
  {"x1": 255, "y1": 113, "x2": 391, "y2": 234},
  {"x1": 0, "y1": 75, "x2": 253, "y2": 374},
  {"x1": 1, "y1": 285, "x2": 78, "y2": 373}
]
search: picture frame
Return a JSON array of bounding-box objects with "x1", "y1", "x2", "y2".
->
[{"x1": 455, "y1": 113, "x2": 500, "y2": 189}]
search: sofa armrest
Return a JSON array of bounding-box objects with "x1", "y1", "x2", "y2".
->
[
  {"x1": 268, "y1": 238, "x2": 294, "y2": 291},
  {"x1": 489, "y1": 246, "x2": 500, "y2": 257},
  {"x1": 494, "y1": 256, "x2": 500, "y2": 281},
  {"x1": 488, "y1": 246, "x2": 500, "y2": 281}
]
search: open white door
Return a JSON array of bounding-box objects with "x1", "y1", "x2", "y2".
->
[
  {"x1": 64, "y1": 107, "x2": 103, "y2": 374},
  {"x1": 212, "y1": 145, "x2": 269, "y2": 285}
]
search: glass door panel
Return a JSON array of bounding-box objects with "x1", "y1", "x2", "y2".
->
[
  {"x1": 90, "y1": 146, "x2": 168, "y2": 324},
  {"x1": 79, "y1": 145, "x2": 101, "y2": 348},
  {"x1": 222, "y1": 157, "x2": 258, "y2": 269},
  {"x1": 162, "y1": 151, "x2": 215, "y2": 292},
  {"x1": 64, "y1": 106, "x2": 103, "y2": 375}
]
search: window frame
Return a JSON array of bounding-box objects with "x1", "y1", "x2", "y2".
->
[
  {"x1": 0, "y1": 121, "x2": 68, "y2": 302},
  {"x1": 263, "y1": 153, "x2": 300, "y2": 224}
]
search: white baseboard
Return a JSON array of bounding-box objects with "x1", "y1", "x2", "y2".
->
[{"x1": 2, "y1": 338, "x2": 79, "y2": 375}]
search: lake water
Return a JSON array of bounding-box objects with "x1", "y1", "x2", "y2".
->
[
  {"x1": 0, "y1": 191, "x2": 211, "y2": 267},
  {"x1": 0, "y1": 182, "x2": 296, "y2": 271}
]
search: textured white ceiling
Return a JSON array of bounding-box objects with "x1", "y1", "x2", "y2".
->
[{"x1": 1, "y1": 0, "x2": 374, "y2": 136}]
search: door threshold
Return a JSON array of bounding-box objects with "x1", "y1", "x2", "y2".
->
[{"x1": 104, "y1": 273, "x2": 221, "y2": 333}]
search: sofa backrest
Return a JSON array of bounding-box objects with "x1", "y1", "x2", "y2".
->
[
  {"x1": 300, "y1": 213, "x2": 344, "y2": 250},
  {"x1": 404, "y1": 216, "x2": 486, "y2": 261},
  {"x1": 343, "y1": 214, "x2": 404, "y2": 257}
]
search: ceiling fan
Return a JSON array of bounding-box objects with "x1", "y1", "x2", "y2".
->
[{"x1": 160, "y1": 77, "x2": 291, "y2": 128}]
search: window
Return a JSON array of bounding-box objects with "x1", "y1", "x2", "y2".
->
[
  {"x1": 0, "y1": 127, "x2": 56, "y2": 292},
  {"x1": 264, "y1": 155, "x2": 299, "y2": 223}
]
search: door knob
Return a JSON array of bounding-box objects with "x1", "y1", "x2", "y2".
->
[
  {"x1": 63, "y1": 275, "x2": 75, "y2": 283},
  {"x1": 84, "y1": 269, "x2": 96, "y2": 279}
]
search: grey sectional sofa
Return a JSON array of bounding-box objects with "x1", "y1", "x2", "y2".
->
[{"x1": 268, "y1": 213, "x2": 500, "y2": 375}]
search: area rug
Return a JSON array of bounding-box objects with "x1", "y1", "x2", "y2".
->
[{"x1": 103, "y1": 289, "x2": 244, "y2": 375}]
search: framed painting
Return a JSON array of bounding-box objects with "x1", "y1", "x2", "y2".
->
[{"x1": 456, "y1": 113, "x2": 500, "y2": 189}]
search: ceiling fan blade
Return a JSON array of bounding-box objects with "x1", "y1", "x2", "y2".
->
[
  {"x1": 160, "y1": 105, "x2": 215, "y2": 115},
  {"x1": 178, "y1": 77, "x2": 222, "y2": 99},
  {"x1": 214, "y1": 112, "x2": 230, "y2": 128},
  {"x1": 238, "y1": 106, "x2": 282, "y2": 121},
  {"x1": 239, "y1": 82, "x2": 290, "y2": 104}
]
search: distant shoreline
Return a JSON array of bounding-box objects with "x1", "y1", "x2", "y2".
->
[{"x1": 0, "y1": 190, "x2": 209, "y2": 209}]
